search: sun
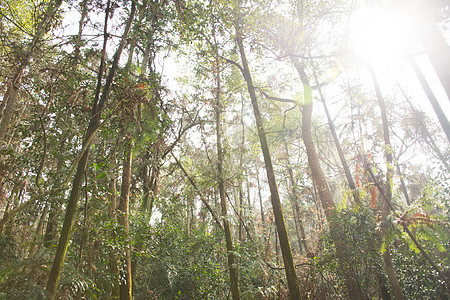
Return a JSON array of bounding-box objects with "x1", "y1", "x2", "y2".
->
[{"x1": 349, "y1": 2, "x2": 417, "y2": 63}]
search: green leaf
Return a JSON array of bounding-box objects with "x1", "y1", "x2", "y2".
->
[{"x1": 96, "y1": 173, "x2": 106, "y2": 179}]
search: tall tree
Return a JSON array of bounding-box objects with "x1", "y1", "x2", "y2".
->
[
  {"x1": 45, "y1": 3, "x2": 136, "y2": 298},
  {"x1": 369, "y1": 65, "x2": 405, "y2": 300},
  {"x1": 411, "y1": 0, "x2": 450, "y2": 102},
  {"x1": 408, "y1": 55, "x2": 450, "y2": 142},
  {"x1": 282, "y1": 137, "x2": 309, "y2": 253},
  {"x1": 214, "y1": 51, "x2": 240, "y2": 300},
  {"x1": 311, "y1": 66, "x2": 361, "y2": 206},
  {"x1": 291, "y1": 59, "x2": 364, "y2": 299},
  {"x1": 118, "y1": 136, "x2": 133, "y2": 300},
  {"x1": 235, "y1": 10, "x2": 302, "y2": 300}
]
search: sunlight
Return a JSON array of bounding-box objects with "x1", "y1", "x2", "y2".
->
[{"x1": 349, "y1": 3, "x2": 416, "y2": 63}]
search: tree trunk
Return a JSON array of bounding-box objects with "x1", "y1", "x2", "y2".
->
[
  {"x1": 238, "y1": 100, "x2": 245, "y2": 242},
  {"x1": 45, "y1": 4, "x2": 136, "y2": 298},
  {"x1": 393, "y1": 154, "x2": 411, "y2": 206},
  {"x1": 369, "y1": 66, "x2": 405, "y2": 300},
  {"x1": 118, "y1": 137, "x2": 133, "y2": 300},
  {"x1": 29, "y1": 204, "x2": 49, "y2": 256},
  {"x1": 108, "y1": 155, "x2": 120, "y2": 299},
  {"x1": 408, "y1": 55, "x2": 450, "y2": 142},
  {"x1": 311, "y1": 68, "x2": 360, "y2": 205},
  {"x1": 255, "y1": 161, "x2": 266, "y2": 242},
  {"x1": 282, "y1": 139, "x2": 309, "y2": 253},
  {"x1": 292, "y1": 59, "x2": 364, "y2": 299},
  {"x1": 235, "y1": 22, "x2": 301, "y2": 300},
  {"x1": 415, "y1": 0, "x2": 450, "y2": 102},
  {"x1": 0, "y1": 68, "x2": 22, "y2": 142},
  {"x1": 215, "y1": 54, "x2": 240, "y2": 300}
]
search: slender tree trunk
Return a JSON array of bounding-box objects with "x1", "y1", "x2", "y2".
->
[
  {"x1": 76, "y1": 172, "x2": 89, "y2": 271},
  {"x1": 415, "y1": 0, "x2": 450, "y2": 102},
  {"x1": 45, "y1": 4, "x2": 136, "y2": 298},
  {"x1": 311, "y1": 68, "x2": 360, "y2": 205},
  {"x1": 238, "y1": 100, "x2": 245, "y2": 242},
  {"x1": 108, "y1": 155, "x2": 120, "y2": 299},
  {"x1": 29, "y1": 204, "x2": 49, "y2": 256},
  {"x1": 173, "y1": 154, "x2": 223, "y2": 229},
  {"x1": 73, "y1": 0, "x2": 88, "y2": 69},
  {"x1": 43, "y1": 2, "x2": 87, "y2": 246},
  {"x1": 292, "y1": 59, "x2": 364, "y2": 299},
  {"x1": 245, "y1": 169, "x2": 254, "y2": 236},
  {"x1": 418, "y1": 28, "x2": 450, "y2": 102},
  {"x1": 0, "y1": 68, "x2": 22, "y2": 142},
  {"x1": 140, "y1": 152, "x2": 151, "y2": 211},
  {"x1": 43, "y1": 149, "x2": 66, "y2": 248},
  {"x1": 275, "y1": 224, "x2": 279, "y2": 265},
  {"x1": 369, "y1": 66, "x2": 405, "y2": 300},
  {"x1": 396, "y1": 83, "x2": 450, "y2": 171},
  {"x1": 118, "y1": 137, "x2": 133, "y2": 300},
  {"x1": 393, "y1": 154, "x2": 411, "y2": 206},
  {"x1": 255, "y1": 161, "x2": 266, "y2": 241},
  {"x1": 235, "y1": 22, "x2": 301, "y2": 300},
  {"x1": 408, "y1": 55, "x2": 450, "y2": 142},
  {"x1": 283, "y1": 139, "x2": 309, "y2": 253},
  {"x1": 214, "y1": 54, "x2": 240, "y2": 300}
]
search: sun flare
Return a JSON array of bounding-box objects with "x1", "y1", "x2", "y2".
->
[{"x1": 349, "y1": 3, "x2": 416, "y2": 62}]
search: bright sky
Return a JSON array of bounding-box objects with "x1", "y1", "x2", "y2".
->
[{"x1": 348, "y1": 1, "x2": 450, "y2": 120}]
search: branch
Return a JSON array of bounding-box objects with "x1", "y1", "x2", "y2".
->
[
  {"x1": 219, "y1": 56, "x2": 244, "y2": 75},
  {"x1": 259, "y1": 89, "x2": 299, "y2": 106},
  {"x1": 225, "y1": 191, "x2": 253, "y2": 242},
  {"x1": 161, "y1": 114, "x2": 202, "y2": 161},
  {"x1": 172, "y1": 153, "x2": 223, "y2": 230}
]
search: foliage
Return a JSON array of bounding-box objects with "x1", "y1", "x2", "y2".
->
[{"x1": 314, "y1": 207, "x2": 387, "y2": 298}]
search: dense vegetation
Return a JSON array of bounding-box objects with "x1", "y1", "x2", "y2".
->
[{"x1": 0, "y1": 0, "x2": 449, "y2": 299}]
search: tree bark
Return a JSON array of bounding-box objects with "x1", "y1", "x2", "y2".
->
[
  {"x1": 214, "y1": 54, "x2": 240, "y2": 300},
  {"x1": 238, "y1": 99, "x2": 245, "y2": 242},
  {"x1": 108, "y1": 155, "x2": 120, "y2": 299},
  {"x1": 235, "y1": 22, "x2": 302, "y2": 300},
  {"x1": 118, "y1": 137, "x2": 133, "y2": 300}
]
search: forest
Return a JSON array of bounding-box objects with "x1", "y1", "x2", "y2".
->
[{"x1": 0, "y1": 0, "x2": 449, "y2": 299}]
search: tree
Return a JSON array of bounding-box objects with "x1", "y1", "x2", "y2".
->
[
  {"x1": 118, "y1": 136, "x2": 133, "y2": 300},
  {"x1": 369, "y1": 65, "x2": 405, "y2": 300},
  {"x1": 410, "y1": 0, "x2": 450, "y2": 102},
  {"x1": 235, "y1": 8, "x2": 302, "y2": 299},
  {"x1": 45, "y1": 3, "x2": 136, "y2": 297},
  {"x1": 292, "y1": 59, "x2": 364, "y2": 299},
  {"x1": 408, "y1": 55, "x2": 450, "y2": 142}
]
